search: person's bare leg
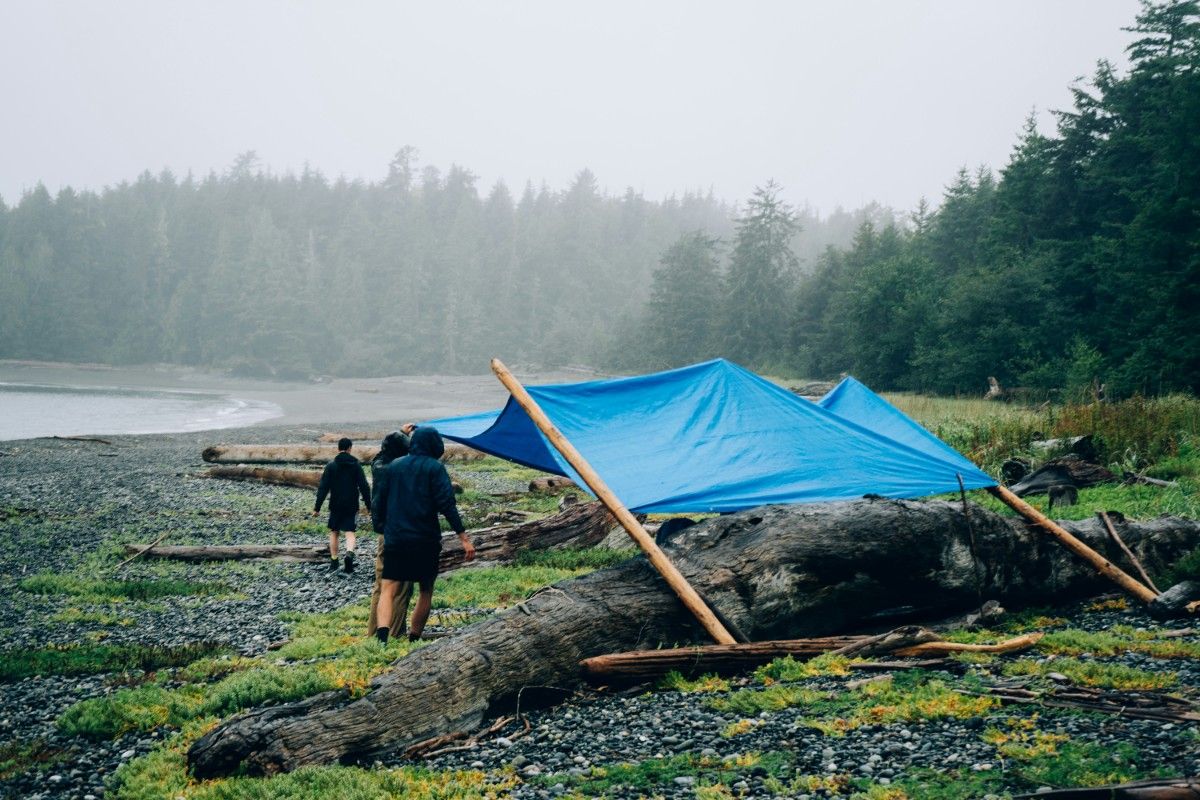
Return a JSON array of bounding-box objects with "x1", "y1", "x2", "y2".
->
[
  {"x1": 346, "y1": 531, "x2": 356, "y2": 552},
  {"x1": 367, "y1": 536, "x2": 386, "y2": 634},
  {"x1": 328, "y1": 530, "x2": 339, "y2": 559},
  {"x1": 409, "y1": 588, "x2": 434, "y2": 640},
  {"x1": 375, "y1": 579, "x2": 398, "y2": 643},
  {"x1": 392, "y1": 581, "x2": 412, "y2": 635}
]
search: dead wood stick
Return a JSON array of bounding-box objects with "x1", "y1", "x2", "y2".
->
[
  {"x1": 581, "y1": 629, "x2": 1039, "y2": 679},
  {"x1": 491, "y1": 357, "x2": 736, "y2": 645},
  {"x1": 581, "y1": 637, "x2": 866, "y2": 679},
  {"x1": 41, "y1": 435, "x2": 114, "y2": 445},
  {"x1": 892, "y1": 632, "x2": 1044, "y2": 657},
  {"x1": 988, "y1": 485, "x2": 1158, "y2": 604},
  {"x1": 1100, "y1": 511, "x2": 1162, "y2": 594},
  {"x1": 110, "y1": 531, "x2": 171, "y2": 573},
  {"x1": 1123, "y1": 472, "x2": 1179, "y2": 489},
  {"x1": 830, "y1": 625, "x2": 942, "y2": 657}
]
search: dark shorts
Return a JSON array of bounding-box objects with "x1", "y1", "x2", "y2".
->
[
  {"x1": 327, "y1": 508, "x2": 358, "y2": 532},
  {"x1": 381, "y1": 540, "x2": 440, "y2": 592}
]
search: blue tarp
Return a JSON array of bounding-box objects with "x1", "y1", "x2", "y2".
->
[{"x1": 427, "y1": 359, "x2": 995, "y2": 513}]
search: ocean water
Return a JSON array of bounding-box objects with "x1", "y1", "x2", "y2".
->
[{"x1": 0, "y1": 382, "x2": 282, "y2": 441}]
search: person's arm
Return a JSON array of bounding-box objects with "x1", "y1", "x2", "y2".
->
[
  {"x1": 432, "y1": 465, "x2": 473, "y2": 560},
  {"x1": 314, "y1": 462, "x2": 332, "y2": 514},
  {"x1": 371, "y1": 464, "x2": 389, "y2": 533},
  {"x1": 356, "y1": 463, "x2": 371, "y2": 509}
]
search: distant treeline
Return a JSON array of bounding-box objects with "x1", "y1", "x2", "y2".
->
[
  {"x1": 1, "y1": 1, "x2": 1195, "y2": 396},
  {"x1": 619, "y1": 0, "x2": 1200, "y2": 397},
  {"x1": 0, "y1": 147, "x2": 890, "y2": 379}
]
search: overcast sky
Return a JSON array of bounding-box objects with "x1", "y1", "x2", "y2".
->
[{"x1": 0, "y1": 1, "x2": 1141, "y2": 214}]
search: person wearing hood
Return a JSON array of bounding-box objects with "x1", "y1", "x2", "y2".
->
[
  {"x1": 371, "y1": 425, "x2": 475, "y2": 643},
  {"x1": 366, "y1": 426, "x2": 413, "y2": 636},
  {"x1": 313, "y1": 437, "x2": 372, "y2": 574}
]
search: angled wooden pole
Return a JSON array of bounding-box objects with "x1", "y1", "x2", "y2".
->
[
  {"x1": 1098, "y1": 511, "x2": 1162, "y2": 594},
  {"x1": 987, "y1": 485, "x2": 1158, "y2": 604},
  {"x1": 490, "y1": 358, "x2": 737, "y2": 645}
]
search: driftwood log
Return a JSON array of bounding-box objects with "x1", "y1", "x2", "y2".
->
[
  {"x1": 126, "y1": 502, "x2": 616, "y2": 570},
  {"x1": 201, "y1": 442, "x2": 485, "y2": 465},
  {"x1": 578, "y1": 630, "x2": 1041, "y2": 680},
  {"x1": 188, "y1": 498, "x2": 1200, "y2": 778},
  {"x1": 529, "y1": 476, "x2": 579, "y2": 492},
  {"x1": 202, "y1": 466, "x2": 322, "y2": 489}
]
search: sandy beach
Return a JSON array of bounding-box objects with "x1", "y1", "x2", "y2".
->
[{"x1": 0, "y1": 361, "x2": 604, "y2": 434}]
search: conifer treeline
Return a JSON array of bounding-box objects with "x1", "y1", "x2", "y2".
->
[
  {"x1": 0, "y1": 148, "x2": 887, "y2": 378},
  {"x1": 626, "y1": 0, "x2": 1200, "y2": 397}
]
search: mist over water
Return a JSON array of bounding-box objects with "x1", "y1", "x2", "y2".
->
[{"x1": 0, "y1": 383, "x2": 281, "y2": 441}]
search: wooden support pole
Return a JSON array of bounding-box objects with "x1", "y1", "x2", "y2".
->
[
  {"x1": 490, "y1": 357, "x2": 737, "y2": 645},
  {"x1": 987, "y1": 485, "x2": 1158, "y2": 604},
  {"x1": 1099, "y1": 511, "x2": 1162, "y2": 594}
]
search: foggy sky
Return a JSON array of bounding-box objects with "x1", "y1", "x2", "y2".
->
[{"x1": 0, "y1": 1, "x2": 1139, "y2": 214}]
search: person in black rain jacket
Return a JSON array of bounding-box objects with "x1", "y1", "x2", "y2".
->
[
  {"x1": 371, "y1": 426, "x2": 474, "y2": 643},
  {"x1": 313, "y1": 437, "x2": 371, "y2": 574},
  {"x1": 366, "y1": 427, "x2": 412, "y2": 635}
]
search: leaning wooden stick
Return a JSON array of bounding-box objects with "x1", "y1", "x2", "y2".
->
[
  {"x1": 490, "y1": 357, "x2": 737, "y2": 645},
  {"x1": 988, "y1": 485, "x2": 1158, "y2": 604},
  {"x1": 110, "y1": 530, "x2": 170, "y2": 573},
  {"x1": 1099, "y1": 511, "x2": 1162, "y2": 594}
]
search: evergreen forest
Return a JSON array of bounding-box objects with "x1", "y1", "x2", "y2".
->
[{"x1": 1, "y1": 0, "x2": 1197, "y2": 397}]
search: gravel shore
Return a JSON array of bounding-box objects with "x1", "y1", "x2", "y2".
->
[{"x1": 2, "y1": 428, "x2": 1198, "y2": 799}]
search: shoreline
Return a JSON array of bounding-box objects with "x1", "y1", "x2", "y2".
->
[{"x1": 0, "y1": 360, "x2": 599, "y2": 436}]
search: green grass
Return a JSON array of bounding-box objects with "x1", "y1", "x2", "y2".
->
[
  {"x1": 658, "y1": 671, "x2": 730, "y2": 693},
  {"x1": 18, "y1": 574, "x2": 232, "y2": 602},
  {"x1": 0, "y1": 738, "x2": 66, "y2": 781},
  {"x1": 0, "y1": 641, "x2": 229, "y2": 682},
  {"x1": 1003, "y1": 656, "x2": 1176, "y2": 690},
  {"x1": 48, "y1": 606, "x2": 135, "y2": 626},
  {"x1": 1038, "y1": 627, "x2": 1200, "y2": 659},
  {"x1": 537, "y1": 751, "x2": 790, "y2": 796},
  {"x1": 754, "y1": 652, "x2": 857, "y2": 682},
  {"x1": 708, "y1": 670, "x2": 997, "y2": 736}
]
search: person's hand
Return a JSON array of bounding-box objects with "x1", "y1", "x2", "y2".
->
[
  {"x1": 311, "y1": 509, "x2": 319, "y2": 517},
  {"x1": 401, "y1": 422, "x2": 417, "y2": 435},
  {"x1": 459, "y1": 534, "x2": 475, "y2": 561}
]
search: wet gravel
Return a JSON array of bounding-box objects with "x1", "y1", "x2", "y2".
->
[
  {"x1": 2, "y1": 429, "x2": 1198, "y2": 799},
  {"x1": 0, "y1": 424, "x2": 522, "y2": 799}
]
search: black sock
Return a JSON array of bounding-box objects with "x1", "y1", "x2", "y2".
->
[
  {"x1": 376, "y1": 626, "x2": 389, "y2": 644},
  {"x1": 408, "y1": 632, "x2": 420, "y2": 642}
]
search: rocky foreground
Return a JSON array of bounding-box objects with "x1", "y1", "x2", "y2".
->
[{"x1": 1, "y1": 429, "x2": 1198, "y2": 799}]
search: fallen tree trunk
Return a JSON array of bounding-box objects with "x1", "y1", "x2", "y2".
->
[
  {"x1": 202, "y1": 466, "x2": 323, "y2": 489},
  {"x1": 201, "y1": 442, "x2": 485, "y2": 465},
  {"x1": 529, "y1": 476, "x2": 578, "y2": 492},
  {"x1": 127, "y1": 502, "x2": 616, "y2": 568},
  {"x1": 122, "y1": 543, "x2": 331, "y2": 562},
  {"x1": 189, "y1": 498, "x2": 1200, "y2": 778}
]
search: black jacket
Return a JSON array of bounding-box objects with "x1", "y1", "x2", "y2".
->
[
  {"x1": 372, "y1": 427, "x2": 465, "y2": 547},
  {"x1": 370, "y1": 431, "x2": 410, "y2": 533},
  {"x1": 315, "y1": 451, "x2": 371, "y2": 513}
]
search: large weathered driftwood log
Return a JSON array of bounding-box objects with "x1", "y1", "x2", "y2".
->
[
  {"x1": 202, "y1": 466, "x2": 323, "y2": 489},
  {"x1": 188, "y1": 499, "x2": 1200, "y2": 778},
  {"x1": 201, "y1": 442, "x2": 485, "y2": 465},
  {"x1": 126, "y1": 502, "x2": 616, "y2": 569}
]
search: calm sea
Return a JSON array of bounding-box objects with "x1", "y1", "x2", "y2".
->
[{"x1": 0, "y1": 382, "x2": 282, "y2": 441}]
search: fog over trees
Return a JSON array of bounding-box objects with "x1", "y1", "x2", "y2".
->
[{"x1": 0, "y1": 1, "x2": 1196, "y2": 396}]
